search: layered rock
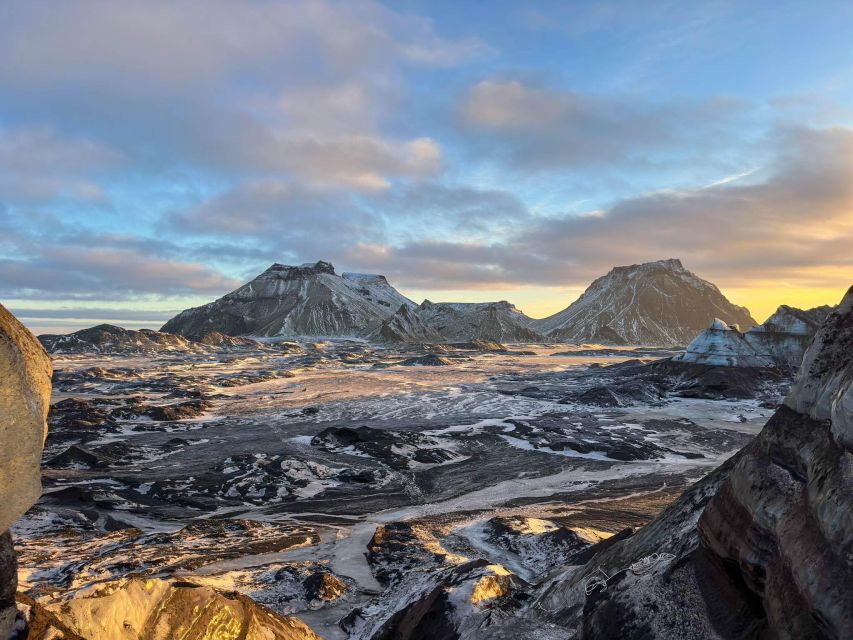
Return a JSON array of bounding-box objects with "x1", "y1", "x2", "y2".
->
[
  {"x1": 675, "y1": 304, "x2": 833, "y2": 369},
  {"x1": 0, "y1": 303, "x2": 52, "y2": 637},
  {"x1": 534, "y1": 259, "x2": 756, "y2": 346},
  {"x1": 521, "y1": 285, "x2": 853, "y2": 639},
  {"x1": 161, "y1": 261, "x2": 413, "y2": 339}
]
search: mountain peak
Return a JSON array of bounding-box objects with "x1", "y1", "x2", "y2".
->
[
  {"x1": 262, "y1": 261, "x2": 336, "y2": 278},
  {"x1": 534, "y1": 259, "x2": 755, "y2": 346}
]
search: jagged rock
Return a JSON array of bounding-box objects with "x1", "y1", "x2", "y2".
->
[
  {"x1": 14, "y1": 593, "x2": 86, "y2": 640},
  {"x1": 162, "y1": 261, "x2": 413, "y2": 338},
  {"x1": 534, "y1": 259, "x2": 756, "y2": 346},
  {"x1": 344, "y1": 559, "x2": 525, "y2": 640},
  {"x1": 675, "y1": 304, "x2": 833, "y2": 369}
]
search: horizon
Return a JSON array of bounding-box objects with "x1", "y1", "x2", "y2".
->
[
  {"x1": 13, "y1": 256, "x2": 850, "y2": 336},
  {"x1": 2, "y1": 1, "x2": 852, "y2": 334}
]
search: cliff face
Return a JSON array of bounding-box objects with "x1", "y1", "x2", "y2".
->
[
  {"x1": 0, "y1": 303, "x2": 52, "y2": 637},
  {"x1": 697, "y1": 285, "x2": 853, "y2": 638},
  {"x1": 525, "y1": 286, "x2": 853, "y2": 639}
]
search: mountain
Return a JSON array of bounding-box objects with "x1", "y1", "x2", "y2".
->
[
  {"x1": 39, "y1": 324, "x2": 207, "y2": 355},
  {"x1": 533, "y1": 258, "x2": 756, "y2": 346},
  {"x1": 370, "y1": 303, "x2": 443, "y2": 343},
  {"x1": 519, "y1": 285, "x2": 853, "y2": 639},
  {"x1": 161, "y1": 261, "x2": 413, "y2": 339},
  {"x1": 674, "y1": 304, "x2": 834, "y2": 369},
  {"x1": 374, "y1": 300, "x2": 546, "y2": 344}
]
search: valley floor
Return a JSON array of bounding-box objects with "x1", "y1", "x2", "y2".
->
[{"x1": 14, "y1": 342, "x2": 780, "y2": 638}]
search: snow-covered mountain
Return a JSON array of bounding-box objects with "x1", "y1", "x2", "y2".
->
[
  {"x1": 674, "y1": 304, "x2": 833, "y2": 368},
  {"x1": 161, "y1": 261, "x2": 413, "y2": 339},
  {"x1": 533, "y1": 258, "x2": 756, "y2": 346},
  {"x1": 375, "y1": 300, "x2": 546, "y2": 344}
]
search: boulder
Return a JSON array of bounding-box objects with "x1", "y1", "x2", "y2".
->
[{"x1": 0, "y1": 303, "x2": 52, "y2": 638}]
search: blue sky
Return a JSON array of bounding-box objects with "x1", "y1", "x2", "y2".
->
[{"x1": 1, "y1": 0, "x2": 852, "y2": 333}]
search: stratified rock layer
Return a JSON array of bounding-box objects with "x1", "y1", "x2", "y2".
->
[{"x1": 534, "y1": 259, "x2": 756, "y2": 346}]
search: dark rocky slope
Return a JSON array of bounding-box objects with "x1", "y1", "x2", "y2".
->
[{"x1": 534, "y1": 259, "x2": 756, "y2": 346}]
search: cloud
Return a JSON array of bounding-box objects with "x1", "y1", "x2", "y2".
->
[
  {"x1": 459, "y1": 79, "x2": 748, "y2": 170},
  {"x1": 337, "y1": 126, "x2": 853, "y2": 293},
  {"x1": 0, "y1": 126, "x2": 120, "y2": 202},
  {"x1": 0, "y1": 0, "x2": 468, "y2": 190},
  {"x1": 0, "y1": 249, "x2": 239, "y2": 299}
]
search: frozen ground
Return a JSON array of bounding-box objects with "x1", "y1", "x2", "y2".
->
[{"x1": 14, "y1": 341, "x2": 780, "y2": 637}]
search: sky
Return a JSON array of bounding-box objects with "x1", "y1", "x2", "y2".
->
[{"x1": 1, "y1": 0, "x2": 852, "y2": 334}]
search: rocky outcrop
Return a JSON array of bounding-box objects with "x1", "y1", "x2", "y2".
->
[
  {"x1": 675, "y1": 304, "x2": 833, "y2": 369},
  {"x1": 1, "y1": 303, "x2": 52, "y2": 637},
  {"x1": 36, "y1": 576, "x2": 320, "y2": 640},
  {"x1": 518, "y1": 285, "x2": 853, "y2": 639},
  {"x1": 162, "y1": 261, "x2": 413, "y2": 339},
  {"x1": 534, "y1": 259, "x2": 756, "y2": 346}
]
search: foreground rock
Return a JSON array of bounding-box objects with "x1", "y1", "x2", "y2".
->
[
  {"x1": 0, "y1": 304, "x2": 52, "y2": 637},
  {"x1": 521, "y1": 285, "x2": 853, "y2": 638},
  {"x1": 533, "y1": 259, "x2": 756, "y2": 346},
  {"x1": 675, "y1": 304, "x2": 833, "y2": 369},
  {"x1": 35, "y1": 576, "x2": 319, "y2": 640},
  {"x1": 162, "y1": 261, "x2": 413, "y2": 339}
]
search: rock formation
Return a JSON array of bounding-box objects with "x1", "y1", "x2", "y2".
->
[
  {"x1": 520, "y1": 285, "x2": 853, "y2": 638},
  {"x1": 161, "y1": 261, "x2": 413, "y2": 339},
  {"x1": 34, "y1": 576, "x2": 321, "y2": 640},
  {"x1": 0, "y1": 303, "x2": 52, "y2": 637},
  {"x1": 675, "y1": 304, "x2": 833, "y2": 369},
  {"x1": 534, "y1": 259, "x2": 756, "y2": 346}
]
